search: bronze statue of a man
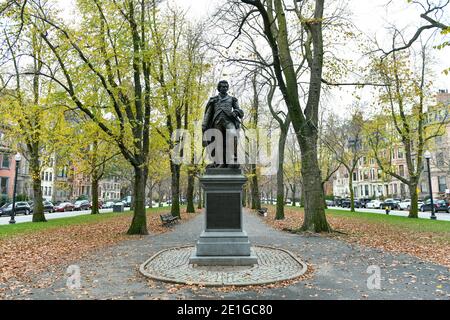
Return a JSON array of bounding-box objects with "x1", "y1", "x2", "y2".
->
[{"x1": 202, "y1": 80, "x2": 244, "y2": 168}]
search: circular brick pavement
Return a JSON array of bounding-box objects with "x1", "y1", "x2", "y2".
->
[{"x1": 139, "y1": 245, "x2": 307, "y2": 286}]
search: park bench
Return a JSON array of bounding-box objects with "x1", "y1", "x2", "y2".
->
[
  {"x1": 160, "y1": 213, "x2": 179, "y2": 226},
  {"x1": 257, "y1": 207, "x2": 268, "y2": 216}
]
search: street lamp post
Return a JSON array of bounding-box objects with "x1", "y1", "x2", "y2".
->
[
  {"x1": 9, "y1": 153, "x2": 22, "y2": 224},
  {"x1": 424, "y1": 151, "x2": 436, "y2": 220}
]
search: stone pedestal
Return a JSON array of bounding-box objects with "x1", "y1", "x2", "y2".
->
[{"x1": 189, "y1": 168, "x2": 257, "y2": 266}]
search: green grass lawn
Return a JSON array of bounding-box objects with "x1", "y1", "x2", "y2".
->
[
  {"x1": 325, "y1": 208, "x2": 450, "y2": 234},
  {"x1": 0, "y1": 206, "x2": 172, "y2": 238}
]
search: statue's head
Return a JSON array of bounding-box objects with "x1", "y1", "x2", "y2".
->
[{"x1": 217, "y1": 80, "x2": 229, "y2": 95}]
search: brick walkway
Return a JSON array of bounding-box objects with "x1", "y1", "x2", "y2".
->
[
  {"x1": 5, "y1": 210, "x2": 450, "y2": 300},
  {"x1": 139, "y1": 245, "x2": 306, "y2": 286}
]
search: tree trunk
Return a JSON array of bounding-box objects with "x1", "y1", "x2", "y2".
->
[
  {"x1": 300, "y1": 138, "x2": 330, "y2": 232},
  {"x1": 292, "y1": 184, "x2": 296, "y2": 207},
  {"x1": 242, "y1": 185, "x2": 247, "y2": 207},
  {"x1": 197, "y1": 181, "x2": 203, "y2": 209},
  {"x1": 300, "y1": 184, "x2": 305, "y2": 208},
  {"x1": 158, "y1": 182, "x2": 163, "y2": 207},
  {"x1": 91, "y1": 176, "x2": 100, "y2": 215},
  {"x1": 30, "y1": 149, "x2": 46, "y2": 223},
  {"x1": 251, "y1": 164, "x2": 261, "y2": 210},
  {"x1": 322, "y1": 183, "x2": 328, "y2": 209},
  {"x1": 348, "y1": 168, "x2": 355, "y2": 212},
  {"x1": 186, "y1": 167, "x2": 195, "y2": 213},
  {"x1": 170, "y1": 161, "x2": 181, "y2": 218},
  {"x1": 147, "y1": 177, "x2": 153, "y2": 208},
  {"x1": 127, "y1": 166, "x2": 148, "y2": 235},
  {"x1": 275, "y1": 128, "x2": 288, "y2": 220},
  {"x1": 32, "y1": 176, "x2": 45, "y2": 222},
  {"x1": 408, "y1": 182, "x2": 419, "y2": 218}
]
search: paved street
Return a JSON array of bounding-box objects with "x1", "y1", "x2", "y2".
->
[
  {"x1": 328, "y1": 206, "x2": 450, "y2": 221},
  {"x1": 0, "y1": 203, "x2": 171, "y2": 225},
  {"x1": 2, "y1": 204, "x2": 448, "y2": 226},
  {"x1": 0, "y1": 208, "x2": 128, "y2": 225},
  {"x1": 5, "y1": 210, "x2": 449, "y2": 300}
]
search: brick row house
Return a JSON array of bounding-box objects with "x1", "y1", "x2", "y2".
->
[
  {"x1": 333, "y1": 90, "x2": 450, "y2": 201},
  {"x1": 0, "y1": 128, "x2": 124, "y2": 204},
  {"x1": 0, "y1": 128, "x2": 17, "y2": 201}
]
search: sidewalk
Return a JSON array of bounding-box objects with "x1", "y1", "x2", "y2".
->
[
  {"x1": 329, "y1": 206, "x2": 450, "y2": 221},
  {"x1": 4, "y1": 210, "x2": 449, "y2": 300}
]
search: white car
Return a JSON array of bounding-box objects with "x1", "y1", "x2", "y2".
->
[
  {"x1": 366, "y1": 200, "x2": 382, "y2": 209},
  {"x1": 399, "y1": 200, "x2": 424, "y2": 210},
  {"x1": 103, "y1": 201, "x2": 115, "y2": 209},
  {"x1": 398, "y1": 199, "x2": 411, "y2": 210}
]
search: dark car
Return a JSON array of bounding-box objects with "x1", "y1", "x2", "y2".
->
[
  {"x1": 341, "y1": 199, "x2": 362, "y2": 208},
  {"x1": 74, "y1": 200, "x2": 90, "y2": 211},
  {"x1": 0, "y1": 201, "x2": 31, "y2": 216},
  {"x1": 54, "y1": 202, "x2": 75, "y2": 212},
  {"x1": 30, "y1": 201, "x2": 54, "y2": 213},
  {"x1": 420, "y1": 199, "x2": 450, "y2": 213},
  {"x1": 334, "y1": 198, "x2": 345, "y2": 207},
  {"x1": 380, "y1": 198, "x2": 399, "y2": 210}
]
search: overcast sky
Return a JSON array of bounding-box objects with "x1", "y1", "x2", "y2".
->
[
  {"x1": 170, "y1": 0, "x2": 449, "y2": 113},
  {"x1": 58, "y1": 0, "x2": 449, "y2": 116}
]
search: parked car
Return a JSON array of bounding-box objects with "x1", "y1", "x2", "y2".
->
[
  {"x1": 102, "y1": 201, "x2": 115, "y2": 209},
  {"x1": 54, "y1": 202, "x2": 75, "y2": 212},
  {"x1": 334, "y1": 198, "x2": 345, "y2": 207},
  {"x1": 121, "y1": 196, "x2": 132, "y2": 207},
  {"x1": 74, "y1": 200, "x2": 90, "y2": 211},
  {"x1": 358, "y1": 198, "x2": 373, "y2": 208},
  {"x1": 380, "y1": 198, "x2": 399, "y2": 210},
  {"x1": 30, "y1": 201, "x2": 55, "y2": 213},
  {"x1": 420, "y1": 199, "x2": 450, "y2": 213},
  {"x1": 89, "y1": 200, "x2": 103, "y2": 209},
  {"x1": 341, "y1": 199, "x2": 362, "y2": 208},
  {"x1": 0, "y1": 201, "x2": 31, "y2": 216},
  {"x1": 397, "y1": 199, "x2": 423, "y2": 211},
  {"x1": 366, "y1": 200, "x2": 382, "y2": 209},
  {"x1": 325, "y1": 199, "x2": 334, "y2": 207}
]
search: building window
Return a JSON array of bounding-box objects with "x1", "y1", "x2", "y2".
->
[
  {"x1": 438, "y1": 176, "x2": 447, "y2": 193},
  {"x1": 397, "y1": 149, "x2": 403, "y2": 159},
  {"x1": 0, "y1": 177, "x2": 8, "y2": 195},
  {"x1": 49, "y1": 172, "x2": 52, "y2": 181},
  {"x1": 363, "y1": 171, "x2": 369, "y2": 180},
  {"x1": 1, "y1": 154, "x2": 10, "y2": 169},
  {"x1": 436, "y1": 152, "x2": 445, "y2": 167},
  {"x1": 399, "y1": 165, "x2": 405, "y2": 177}
]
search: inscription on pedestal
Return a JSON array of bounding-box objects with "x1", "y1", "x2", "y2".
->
[{"x1": 206, "y1": 193, "x2": 241, "y2": 230}]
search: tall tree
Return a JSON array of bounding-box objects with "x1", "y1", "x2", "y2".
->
[
  {"x1": 0, "y1": 18, "x2": 67, "y2": 222},
  {"x1": 149, "y1": 7, "x2": 209, "y2": 218},
  {"x1": 264, "y1": 77, "x2": 290, "y2": 219},
  {"x1": 8, "y1": 0, "x2": 157, "y2": 234},
  {"x1": 367, "y1": 43, "x2": 448, "y2": 218},
  {"x1": 325, "y1": 111, "x2": 365, "y2": 212},
  {"x1": 239, "y1": 0, "x2": 330, "y2": 231}
]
